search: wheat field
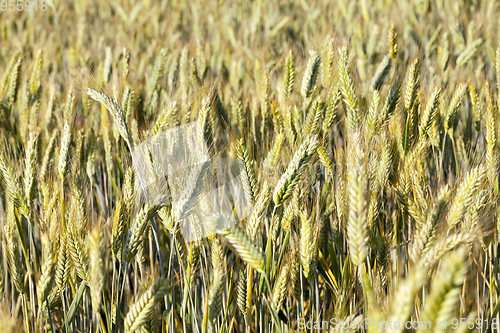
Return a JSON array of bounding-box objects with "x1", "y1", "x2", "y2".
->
[{"x1": 1, "y1": 0, "x2": 500, "y2": 332}]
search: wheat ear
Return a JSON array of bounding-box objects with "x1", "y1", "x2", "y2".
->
[
  {"x1": 299, "y1": 211, "x2": 318, "y2": 282},
  {"x1": 411, "y1": 186, "x2": 450, "y2": 262},
  {"x1": 124, "y1": 278, "x2": 169, "y2": 333},
  {"x1": 87, "y1": 88, "x2": 133, "y2": 150},
  {"x1": 235, "y1": 138, "x2": 258, "y2": 205},
  {"x1": 338, "y1": 46, "x2": 360, "y2": 135},
  {"x1": 388, "y1": 24, "x2": 397, "y2": 60},
  {"x1": 55, "y1": 237, "x2": 70, "y2": 294},
  {"x1": 36, "y1": 237, "x2": 55, "y2": 307},
  {"x1": 237, "y1": 265, "x2": 248, "y2": 321},
  {"x1": 151, "y1": 102, "x2": 178, "y2": 137},
  {"x1": 419, "y1": 248, "x2": 468, "y2": 333},
  {"x1": 273, "y1": 135, "x2": 318, "y2": 206},
  {"x1": 283, "y1": 51, "x2": 295, "y2": 100},
  {"x1": 445, "y1": 83, "x2": 467, "y2": 134},
  {"x1": 123, "y1": 204, "x2": 156, "y2": 262},
  {"x1": 247, "y1": 182, "x2": 271, "y2": 240},
  {"x1": 372, "y1": 54, "x2": 392, "y2": 91},
  {"x1": 3, "y1": 201, "x2": 25, "y2": 294},
  {"x1": 346, "y1": 132, "x2": 368, "y2": 267},
  {"x1": 220, "y1": 224, "x2": 265, "y2": 274},
  {"x1": 419, "y1": 87, "x2": 441, "y2": 139},
  {"x1": 447, "y1": 166, "x2": 485, "y2": 228},
  {"x1": 0, "y1": 150, "x2": 29, "y2": 218},
  {"x1": 111, "y1": 198, "x2": 126, "y2": 261},
  {"x1": 272, "y1": 263, "x2": 289, "y2": 311},
  {"x1": 387, "y1": 269, "x2": 427, "y2": 333},
  {"x1": 89, "y1": 226, "x2": 104, "y2": 313},
  {"x1": 57, "y1": 121, "x2": 72, "y2": 183},
  {"x1": 207, "y1": 238, "x2": 226, "y2": 322},
  {"x1": 300, "y1": 50, "x2": 321, "y2": 99}
]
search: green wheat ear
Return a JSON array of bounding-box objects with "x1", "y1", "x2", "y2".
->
[
  {"x1": 88, "y1": 226, "x2": 104, "y2": 313},
  {"x1": 420, "y1": 248, "x2": 469, "y2": 332},
  {"x1": 301, "y1": 50, "x2": 321, "y2": 100},
  {"x1": 273, "y1": 135, "x2": 318, "y2": 206},
  {"x1": 4, "y1": 201, "x2": 25, "y2": 294},
  {"x1": 346, "y1": 131, "x2": 368, "y2": 267},
  {"x1": 220, "y1": 223, "x2": 265, "y2": 274},
  {"x1": 123, "y1": 204, "x2": 157, "y2": 262},
  {"x1": 235, "y1": 137, "x2": 258, "y2": 206},
  {"x1": 419, "y1": 87, "x2": 441, "y2": 139},
  {"x1": 0, "y1": 51, "x2": 21, "y2": 98},
  {"x1": 445, "y1": 83, "x2": 467, "y2": 135},
  {"x1": 447, "y1": 166, "x2": 485, "y2": 229},
  {"x1": 87, "y1": 88, "x2": 133, "y2": 150},
  {"x1": 124, "y1": 278, "x2": 169, "y2": 333},
  {"x1": 372, "y1": 54, "x2": 392, "y2": 91},
  {"x1": 299, "y1": 211, "x2": 317, "y2": 282},
  {"x1": 338, "y1": 45, "x2": 359, "y2": 135},
  {"x1": 283, "y1": 51, "x2": 295, "y2": 100},
  {"x1": 237, "y1": 265, "x2": 248, "y2": 321},
  {"x1": 247, "y1": 182, "x2": 271, "y2": 240},
  {"x1": 5, "y1": 52, "x2": 22, "y2": 104}
]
